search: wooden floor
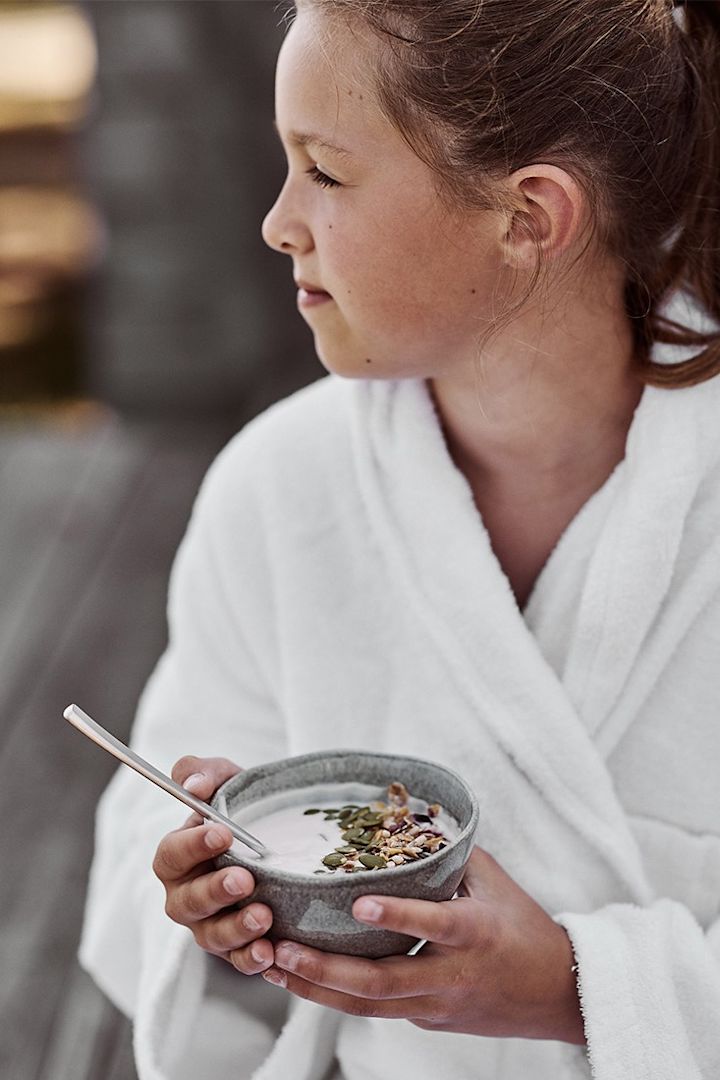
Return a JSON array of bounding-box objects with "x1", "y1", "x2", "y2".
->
[{"x1": 0, "y1": 404, "x2": 238, "y2": 1080}]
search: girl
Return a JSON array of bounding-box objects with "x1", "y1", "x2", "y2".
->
[{"x1": 80, "y1": 1, "x2": 720, "y2": 1078}]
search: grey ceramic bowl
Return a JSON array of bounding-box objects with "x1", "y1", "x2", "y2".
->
[{"x1": 211, "y1": 749, "x2": 478, "y2": 958}]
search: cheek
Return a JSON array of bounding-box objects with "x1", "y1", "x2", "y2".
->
[
  {"x1": 319, "y1": 199, "x2": 504, "y2": 366},
  {"x1": 328, "y1": 215, "x2": 496, "y2": 324},
  {"x1": 342, "y1": 257, "x2": 488, "y2": 351}
]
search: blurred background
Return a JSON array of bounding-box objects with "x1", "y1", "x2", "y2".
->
[{"x1": 0, "y1": 3, "x2": 318, "y2": 1077}]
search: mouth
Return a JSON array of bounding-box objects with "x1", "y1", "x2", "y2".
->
[{"x1": 295, "y1": 279, "x2": 333, "y2": 308}]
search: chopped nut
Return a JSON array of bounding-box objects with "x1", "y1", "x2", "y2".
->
[{"x1": 387, "y1": 781, "x2": 409, "y2": 806}]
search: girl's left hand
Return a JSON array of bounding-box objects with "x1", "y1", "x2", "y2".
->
[{"x1": 263, "y1": 846, "x2": 585, "y2": 1045}]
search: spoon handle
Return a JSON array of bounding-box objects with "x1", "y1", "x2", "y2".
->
[{"x1": 63, "y1": 703, "x2": 269, "y2": 857}]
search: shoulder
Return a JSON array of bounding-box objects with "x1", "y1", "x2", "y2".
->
[
  {"x1": 191, "y1": 375, "x2": 359, "y2": 531},
  {"x1": 218, "y1": 374, "x2": 349, "y2": 468}
]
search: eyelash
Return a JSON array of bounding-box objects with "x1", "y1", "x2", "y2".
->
[{"x1": 306, "y1": 165, "x2": 341, "y2": 189}]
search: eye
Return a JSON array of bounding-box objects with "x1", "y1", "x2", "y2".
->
[{"x1": 306, "y1": 165, "x2": 341, "y2": 189}]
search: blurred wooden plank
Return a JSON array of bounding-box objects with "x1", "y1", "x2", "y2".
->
[
  {"x1": 103, "y1": 1019, "x2": 137, "y2": 1080},
  {"x1": 0, "y1": 418, "x2": 147, "y2": 727},
  {"x1": 35, "y1": 967, "x2": 133, "y2": 1080},
  {"x1": 0, "y1": 415, "x2": 235, "y2": 1080}
]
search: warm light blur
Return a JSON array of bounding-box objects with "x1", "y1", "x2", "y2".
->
[
  {"x1": 0, "y1": 2, "x2": 97, "y2": 131},
  {"x1": 0, "y1": 187, "x2": 104, "y2": 349},
  {"x1": 0, "y1": 186, "x2": 104, "y2": 273},
  {"x1": 0, "y1": 1, "x2": 100, "y2": 403}
]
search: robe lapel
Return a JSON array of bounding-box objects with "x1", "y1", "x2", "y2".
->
[
  {"x1": 560, "y1": 384, "x2": 701, "y2": 740},
  {"x1": 532, "y1": 292, "x2": 720, "y2": 759},
  {"x1": 350, "y1": 377, "x2": 652, "y2": 903},
  {"x1": 594, "y1": 374, "x2": 720, "y2": 759}
]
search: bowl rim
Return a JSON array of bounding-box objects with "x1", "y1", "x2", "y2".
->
[{"x1": 213, "y1": 748, "x2": 479, "y2": 886}]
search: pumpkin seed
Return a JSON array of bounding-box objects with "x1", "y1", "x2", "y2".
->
[
  {"x1": 322, "y1": 854, "x2": 344, "y2": 868},
  {"x1": 342, "y1": 827, "x2": 365, "y2": 841},
  {"x1": 359, "y1": 853, "x2": 387, "y2": 869}
]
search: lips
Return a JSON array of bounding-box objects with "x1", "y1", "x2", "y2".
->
[
  {"x1": 295, "y1": 278, "x2": 333, "y2": 309},
  {"x1": 295, "y1": 279, "x2": 331, "y2": 297}
]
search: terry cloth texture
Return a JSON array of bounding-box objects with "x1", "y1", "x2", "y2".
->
[{"x1": 79, "y1": 289, "x2": 720, "y2": 1079}]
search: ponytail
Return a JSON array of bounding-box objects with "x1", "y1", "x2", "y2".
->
[{"x1": 640, "y1": 0, "x2": 720, "y2": 388}]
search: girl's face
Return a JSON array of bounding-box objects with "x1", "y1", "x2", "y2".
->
[{"x1": 262, "y1": 6, "x2": 506, "y2": 380}]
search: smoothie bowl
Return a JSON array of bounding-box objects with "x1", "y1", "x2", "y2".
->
[{"x1": 211, "y1": 749, "x2": 479, "y2": 958}]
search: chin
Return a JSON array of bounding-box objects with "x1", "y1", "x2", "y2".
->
[
  {"x1": 313, "y1": 333, "x2": 435, "y2": 382},
  {"x1": 313, "y1": 337, "x2": 392, "y2": 380}
]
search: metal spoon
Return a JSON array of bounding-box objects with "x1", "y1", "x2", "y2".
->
[{"x1": 63, "y1": 703, "x2": 270, "y2": 857}]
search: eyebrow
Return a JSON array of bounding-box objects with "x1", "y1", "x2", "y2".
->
[{"x1": 273, "y1": 119, "x2": 354, "y2": 160}]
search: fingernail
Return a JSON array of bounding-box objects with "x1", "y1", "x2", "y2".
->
[
  {"x1": 243, "y1": 910, "x2": 262, "y2": 932},
  {"x1": 250, "y1": 943, "x2": 267, "y2": 965},
  {"x1": 205, "y1": 828, "x2": 225, "y2": 850},
  {"x1": 274, "y1": 943, "x2": 301, "y2": 971},
  {"x1": 354, "y1": 898, "x2": 383, "y2": 922},
  {"x1": 223, "y1": 871, "x2": 249, "y2": 897},
  {"x1": 262, "y1": 968, "x2": 287, "y2": 988},
  {"x1": 184, "y1": 772, "x2": 205, "y2": 794}
]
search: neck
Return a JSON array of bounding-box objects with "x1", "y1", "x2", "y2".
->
[{"x1": 429, "y1": 271, "x2": 644, "y2": 497}]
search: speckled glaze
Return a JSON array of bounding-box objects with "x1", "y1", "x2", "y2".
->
[{"x1": 212, "y1": 750, "x2": 479, "y2": 958}]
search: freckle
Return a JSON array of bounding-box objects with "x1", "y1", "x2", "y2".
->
[
  {"x1": 365, "y1": 358, "x2": 373, "y2": 364},
  {"x1": 471, "y1": 288, "x2": 476, "y2": 294},
  {"x1": 348, "y1": 89, "x2": 353, "y2": 96},
  {"x1": 328, "y1": 224, "x2": 332, "y2": 229}
]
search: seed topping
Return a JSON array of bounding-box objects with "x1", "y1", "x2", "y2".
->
[{"x1": 306, "y1": 782, "x2": 450, "y2": 874}]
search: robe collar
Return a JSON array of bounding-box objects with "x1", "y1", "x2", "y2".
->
[{"x1": 348, "y1": 292, "x2": 719, "y2": 902}]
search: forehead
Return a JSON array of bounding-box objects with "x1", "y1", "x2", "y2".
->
[{"x1": 274, "y1": 8, "x2": 395, "y2": 154}]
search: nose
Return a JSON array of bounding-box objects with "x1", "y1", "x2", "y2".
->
[{"x1": 262, "y1": 179, "x2": 313, "y2": 256}]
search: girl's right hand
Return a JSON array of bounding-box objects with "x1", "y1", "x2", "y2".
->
[{"x1": 152, "y1": 755, "x2": 275, "y2": 975}]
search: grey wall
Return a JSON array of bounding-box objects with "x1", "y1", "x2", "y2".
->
[{"x1": 79, "y1": 0, "x2": 320, "y2": 421}]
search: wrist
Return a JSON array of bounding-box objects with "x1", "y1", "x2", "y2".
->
[{"x1": 549, "y1": 928, "x2": 586, "y2": 1046}]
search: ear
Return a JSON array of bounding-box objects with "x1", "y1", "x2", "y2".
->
[{"x1": 499, "y1": 164, "x2": 585, "y2": 270}]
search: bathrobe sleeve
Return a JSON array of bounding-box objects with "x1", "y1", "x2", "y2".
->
[
  {"x1": 78, "y1": 433, "x2": 286, "y2": 1071},
  {"x1": 556, "y1": 901, "x2": 720, "y2": 1078}
]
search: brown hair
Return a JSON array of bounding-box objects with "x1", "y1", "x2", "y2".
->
[{"x1": 289, "y1": 0, "x2": 720, "y2": 388}]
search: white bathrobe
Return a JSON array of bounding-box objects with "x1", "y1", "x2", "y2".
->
[{"x1": 79, "y1": 290, "x2": 720, "y2": 1080}]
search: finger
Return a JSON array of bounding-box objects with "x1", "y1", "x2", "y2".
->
[
  {"x1": 153, "y1": 822, "x2": 234, "y2": 884},
  {"x1": 462, "y1": 846, "x2": 500, "y2": 898},
  {"x1": 458, "y1": 846, "x2": 519, "y2": 905},
  {"x1": 271, "y1": 940, "x2": 429, "y2": 999},
  {"x1": 196, "y1": 903, "x2": 273, "y2": 953},
  {"x1": 172, "y1": 755, "x2": 242, "y2": 799},
  {"x1": 228, "y1": 937, "x2": 275, "y2": 975},
  {"x1": 351, "y1": 894, "x2": 479, "y2": 949},
  {"x1": 262, "y1": 969, "x2": 429, "y2": 1021},
  {"x1": 167, "y1": 865, "x2": 256, "y2": 924}
]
